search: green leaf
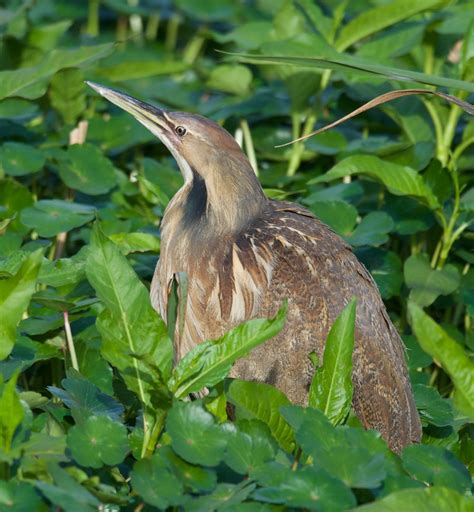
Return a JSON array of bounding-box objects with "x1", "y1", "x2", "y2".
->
[
  {"x1": 356, "y1": 248, "x2": 403, "y2": 299},
  {"x1": 283, "y1": 406, "x2": 389, "y2": 488},
  {"x1": 404, "y1": 254, "x2": 460, "y2": 307},
  {"x1": 0, "y1": 372, "x2": 24, "y2": 453},
  {"x1": 0, "y1": 43, "x2": 114, "y2": 100},
  {"x1": 335, "y1": 0, "x2": 447, "y2": 52},
  {"x1": 227, "y1": 380, "x2": 294, "y2": 452},
  {"x1": 35, "y1": 464, "x2": 100, "y2": 512},
  {"x1": 355, "y1": 486, "x2": 474, "y2": 512},
  {"x1": 108, "y1": 232, "x2": 160, "y2": 254},
  {"x1": 0, "y1": 249, "x2": 43, "y2": 360},
  {"x1": 67, "y1": 415, "x2": 129, "y2": 468},
  {"x1": 169, "y1": 303, "x2": 287, "y2": 398},
  {"x1": 224, "y1": 419, "x2": 277, "y2": 475},
  {"x1": 308, "y1": 298, "x2": 356, "y2": 425},
  {"x1": 207, "y1": 64, "x2": 253, "y2": 96},
  {"x1": 49, "y1": 68, "x2": 86, "y2": 125},
  {"x1": 38, "y1": 248, "x2": 89, "y2": 287},
  {"x1": 347, "y1": 212, "x2": 394, "y2": 247},
  {"x1": 160, "y1": 445, "x2": 217, "y2": 492},
  {"x1": 308, "y1": 200, "x2": 357, "y2": 235},
  {"x1": 58, "y1": 144, "x2": 117, "y2": 195},
  {"x1": 413, "y1": 384, "x2": 454, "y2": 427},
  {"x1": 131, "y1": 451, "x2": 186, "y2": 509},
  {"x1": 253, "y1": 466, "x2": 356, "y2": 510},
  {"x1": 0, "y1": 481, "x2": 43, "y2": 512},
  {"x1": 48, "y1": 373, "x2": 123, "y2": 423},
  {"x1": 402, "y1": 444, "x2": 471, "y2": 494},
  {"x1": 408, "y1": 302, "x2": 474, "y2": 419},
  {"x1": 86, "y1": 225, "x2": 172, "y2": 408},
  {"x1": 165, "y1": 401, "x2": 228, "y2": 467},
  {"x1": 310, "y1": 155, "x2": 440, "y2": 209},
  {"x1": 229, "y1": 51, "x2": 474, "y2": 93},
  {"x1": 97, "y1": 59, "x2": 188, "y2": 80},
  {"x1": 20, "y1": 200, "x2": 95, "y2": 237},
  {"x1": 0, "y1": 142, "x2": 45, "y2": 177}
]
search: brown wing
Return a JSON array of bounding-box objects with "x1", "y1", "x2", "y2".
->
[{"x1": 229, "y1": 200, "x2": 421, "y2": 453}]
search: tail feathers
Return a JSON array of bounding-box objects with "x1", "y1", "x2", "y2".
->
[{"x1": 352, "y1": 343, "x2": 422, "y2": 454}]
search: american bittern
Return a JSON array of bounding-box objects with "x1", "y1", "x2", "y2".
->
[{"x1": 88, "y1": 82, "x2": 421, "y2": 453}]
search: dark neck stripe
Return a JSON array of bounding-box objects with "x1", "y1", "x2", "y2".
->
[{"x1": 182, "y1": 168, "x2": 208, "y2": 226}]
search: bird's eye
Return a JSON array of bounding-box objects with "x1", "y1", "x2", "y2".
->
[{"x1": 175, "y1": 125, "x2": 187, "y2": 137}]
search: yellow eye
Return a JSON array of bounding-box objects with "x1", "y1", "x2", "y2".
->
[{"x1": 175, "y1": 126, "x2": 187, "y2": 137}]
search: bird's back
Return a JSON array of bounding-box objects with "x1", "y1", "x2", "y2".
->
[{"x1": 151, "y1": 199, "x2": 421, "y2": 453}]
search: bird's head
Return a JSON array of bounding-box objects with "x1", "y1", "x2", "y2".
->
[{"x1": 87, "y1": 82, "x2": 266, "y2": 237}]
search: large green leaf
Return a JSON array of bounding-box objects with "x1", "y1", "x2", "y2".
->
[
  {"x1": 0, "y1": 249, "x2": 42, "y2": 360},
  {"x1": 165, "y1": 401, "x2": 229, "y2": 467},
  {"x1": 282, "y1": 406, "x2": 389, "y2": 489},
  {"x1": 310, "y1": 155, "x2": 440, "y2": 209},
  {"x1": 404, "y1": 253, "x2": 460, "y2": 306},
  {"x1": 227, "y1": 380, "x2": 295, "y2": 452},
  {"x1": 58, "y1": 143, "x2": 117, "y2": 195},
  {"x1": 224, "y1": 419, "x2": 277, "y2": 475},
  {"x1": 355, "y1": 486, "x2": 474, "y2": 512},
  {"x1": 49, "y1": 68, "x2": 86, "y2": 125},
  {"x1": 335, "y1": 0, "x2": 447, "y2": 52},
  {"x1": 408, "y1": 302, "x2": 474, "y2": 419},
  {"x1": 308, "y1": 298, "x2": 356, "y2": 425},
  {"x1": 402, "y1": 445, "x2": 471, "y2": 494},
  {"x1": 0, "y1": 142, "x2": 45, "y2": 176},
  {"x1": 253, "y1": 466, "x2": 356, "y2": 511},
  {"x1": 20, "y1": 200, "x2": 95, "y2": 237},
  {"x1": 67, "y1": 415, "x2": 129, "y2": 468},
  {"x1": 168, "y1": 303, "x2": 287, "y2": 398},
  {"x1": 131, "y1": 451, "x2": 186, "y2": 509},
  {"x1": 229, "y1": 51, "x2": 474, "y2": 93},
  {"x1": 0, "y1": 372, "x2": 24, "y2": 453},
  {"x1": 0, "y1": 43, "x2": 114, "y2": 100},
  {"x1": 85, "y1": 225, "x2": 172, "y2": 409}
]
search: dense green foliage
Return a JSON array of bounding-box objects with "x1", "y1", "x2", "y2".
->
[{"x1": 0, "y1": 0, "x2": 473, "y2": 510}]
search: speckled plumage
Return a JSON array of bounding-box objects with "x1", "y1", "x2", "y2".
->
[
  {"x1": 152, "y1": 197, "x2": 421, "y2": 453},
  {"x1": 87, "y1": 83, "x2": 421, "y2": 454}
]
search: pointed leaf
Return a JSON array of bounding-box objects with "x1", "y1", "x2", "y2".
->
[
  {"x1": 0, "y1": 249, "x2": 43, "y2": 360},
  {"x1": 308, "y1": 298, "x2": 356, "y2": 425},
  {"x1": 227, "y1": 380, "x2": 295, "y2": 452},
  {"x1": 0, "y1": 372, "x2": 24, "y2": 453},
  {"x1": 86, "y1": 224, "x2": 172, "y2": 408},
  {"x1": 169, "y1": 303, "x2": 287, "y2": 398},
  {"x1": 408, "y1": 302, "x2": 474, "y2": 419},
  {"x1": 310, "y1": 155, "x2": 440, "y2": 209}
]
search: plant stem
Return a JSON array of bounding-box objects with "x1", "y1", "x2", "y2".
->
[
  {"x1": 87, "y1": 0, "x2": 100, "y2": 37},
  {"x1": 64, "y1": 311, "x2": 79, "y2": 372},
  {"x1": 165, "y1": 15, "x2": 181, "y2": 52},
  {"x1": 143, "y1": 409, "x2": 166, "y2": 457},
  {"x1": 287, "y1": 113, "x2": 316, "y2": 176},
  {"x1": 183, "y1": 34, "x2": 206, "y2": 64},
  {"x1": 240, "y1": 119, "x2": 258, "y2": 176},
  {"x1": 145, "y1": 13, "x2": 160, "y2": 41}
]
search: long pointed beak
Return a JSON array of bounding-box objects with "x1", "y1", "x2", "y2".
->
[{"x1": 86, "y1": 81, "x2": 171, "y2": 137}]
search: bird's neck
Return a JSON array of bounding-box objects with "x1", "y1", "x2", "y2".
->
[{"x1": 162, "y1": 154, "x2": 267, "y2": 246}]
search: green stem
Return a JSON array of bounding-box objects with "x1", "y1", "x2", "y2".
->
[
  {"x1": 423, "y1": 100, "x2": 445, "y2": 164},
  {"x1": 240, "y1": 119, "x2": 258, "y2": 176},
  {"x1": 286, "y1": 113, "x2": 316, "y2": 176},
  {"x1": 64, "y1": 311, "x2": 79, "y2": 372},
  {"x1": 183, "y1": 34, "x2": 206, "y2": 65},
  {"x1": 165, "y1": 15, "x2": 181, "y2": 52},
  {"x1": 143, "y1": 409, "x2": 166, "y2": 458},
  {"x1": 145, "y1": 13, "x2": 160, "y2": 41},
  {"x1": 87, "y1": 0, "x2": 100, "y2": 37},
  {"x1": 451, "y1": 135, "x2": 474, "y2": 164}
]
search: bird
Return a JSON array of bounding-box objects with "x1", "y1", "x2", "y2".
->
[{"x1": 87, "y1": 82, "x2": 422, "y2": 453}]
